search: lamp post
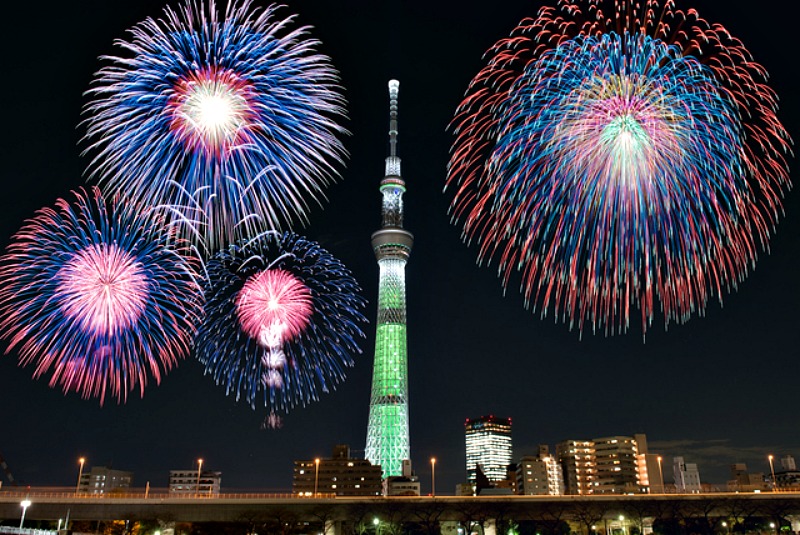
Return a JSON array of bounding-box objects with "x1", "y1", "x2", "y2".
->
[
  {"x1": 20, "y1": 499, "x2": 31, "y2": 530},
  {"x1": 619, "y1": 515, "x2": 626, "y2": 535},
  {"x1": 75, "y1": 457, "x2": 85, "y2": 495},
  {"x1": 431, "y1": 457, "x2": 436, "y2": 497},
  {"x1": 314, "y1": 458, "x2": 321, "y2": 498},
  {"x1": 657, "y1": 456, "x2": 664, "y2": 494},
  {"x1": 768, "y1": 455, "x2": 777, "y2": 491},
  {"x1": 196, "y1": 458, "x2": 203, "y2": 497}
]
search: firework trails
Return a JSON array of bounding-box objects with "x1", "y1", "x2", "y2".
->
[
  {"x1": 195, "y1": 232, "x2": 366, "y2": 416},
  {"x1": 82, "y1": 0, "x2": 348, "y2": 250},
  {"x1": 0, "y1": 188, "x2": 204, "y2": 403},
  {"x1": 446, "y1": 0, "x2": 792, "y2": 335}
]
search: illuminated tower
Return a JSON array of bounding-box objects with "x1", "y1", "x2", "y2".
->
[{"x1": 365, "y1": 80, "x2": 413, "y2": 478}]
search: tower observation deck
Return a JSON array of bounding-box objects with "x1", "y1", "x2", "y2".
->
[{"x1": 365, "y1": 80, "x2": 413, "y2": 479}]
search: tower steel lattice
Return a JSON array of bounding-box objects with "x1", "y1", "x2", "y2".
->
[{"x1": 365, "y1": 80, "x2": 413, "y2": 479}]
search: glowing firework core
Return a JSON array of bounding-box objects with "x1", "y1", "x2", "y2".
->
[
  {"x1": 57, "y1": 243, "x2": 150, "y2": 336},
  {"x1": 170, "y1": 68, "x2": 254, "y2": 154},
  {"x1": 236, "y1": 269, "x2": 312, "y2": 346}
]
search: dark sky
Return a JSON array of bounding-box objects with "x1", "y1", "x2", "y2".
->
[{"x1": 1, "y1": 0, "x2": 797, "y2": 496}]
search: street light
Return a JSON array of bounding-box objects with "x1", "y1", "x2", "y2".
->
[
  {"x1": 431, "y1": 457, "x2": 436, "y2": 497},
  {"x1": 196, "y1": 458, "x2": 203, "y2": 497},
  {"x1": 76, "y1": 457, "x2": 85, "y2": 495},
  {"x1": 20, "y1": 499, "x2": 31, "y2": 530},
  {"x1": 619, "y1": 515, "x2": 626, "y2": 535},
  {"x1": 657, "y1": 456, "x2": 664, "y2": 494},
  {"x1": 768, "y1": 455, "x2": 777, "y2": 491},
  {"x1": 314, "y1": 458, "x2": 321, "y2": 497}
]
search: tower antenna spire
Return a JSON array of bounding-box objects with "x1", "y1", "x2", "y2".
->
[
  {"x1": 366, "y1": 80, "x2": 414, "y2": 484},
  {"x1": 388, "y1": 79, "x2": 399, "y2": 158}
]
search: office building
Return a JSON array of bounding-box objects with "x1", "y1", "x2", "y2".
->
[
  {"x1": 673, "y1": 456, "x2": 702, "y2": 493},
  {"x1": 781, "y1": 455, "x2": 797, "y2": 471},
  {"x1": 385, "y1": 459, "x2": 420, "y2": 496},
  {"x1": 294, "y1": 445, "x2": 382, "y2": 497},
  {"x1": 169, "y1": 468, "x2": 221, "y2": 496},
  {"x1": 465, "y1": 415, "x2": 512, "y2": 483},
  {"x1": 77, "y1": 466, "x2": 133, "y2": 495},
  {"x1": 775, "y1": 455, "x2": 800, "y2": 490},
  {"x1": 727, "y1": 463, "x2": 767, "y2": 492}
]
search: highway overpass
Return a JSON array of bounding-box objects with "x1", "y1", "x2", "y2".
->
[{"x1": 1, "y1": 489, "x2": 799, "y2": 534}]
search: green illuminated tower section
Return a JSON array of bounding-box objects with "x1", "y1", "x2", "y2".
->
[{"x1": 365, "y1": 79, "x2": 413, "y2": 479}]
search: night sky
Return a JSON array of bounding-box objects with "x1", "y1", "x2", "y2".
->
[{"x1": 1, "y1": 0, "x2": 797, "y2": 496}]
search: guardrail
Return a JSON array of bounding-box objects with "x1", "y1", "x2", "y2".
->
[
  {"x1": 0, "y1": 528, "x2": 57, "y2": 535},
  {"x1": 0, "y1": 489, "x2": 336, "y2": 500}
]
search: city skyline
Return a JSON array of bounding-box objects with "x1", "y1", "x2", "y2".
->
[{"x1": 0, "y1": 0, "x2": 797, "y2": 497}]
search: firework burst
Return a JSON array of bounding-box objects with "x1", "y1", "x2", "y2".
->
[
  {"x1": 0, "y1": 188, "x2": 204, "y2": 403},
  {"x1": 195, "y1": 232, "x2": 366, "y2": 415},
  {"x1": 82, "y1": 0, "x2": 348, "y2": 251},
  {"x1": 446, "y1": 0, "x2": 792, "y2": 336}
]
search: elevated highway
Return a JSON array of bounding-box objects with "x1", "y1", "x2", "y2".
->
[{"x1": 1, "y1": 489, "x2": 799, "y2": 534}]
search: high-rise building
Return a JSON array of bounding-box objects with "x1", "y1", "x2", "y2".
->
[
  {"x1": 517, "y1": 445, "x2": 564, "y2": 495},
  {"x1": 673, "y1": 456, "x2": 702, "y2": 493},
  {"x1": 465, "y1": 415, "x2": 513, "y2": 483},
  {"x1": 557, "y1": 434, "x2": 653, "y2": 495},
  {"x1": 556, "y1": 440, "x2": 596, "y2": 495},
  {"x1": 77, "y1": 466, "x2": 133, "y2": 495},
  {"x1": 365, "y1": 80, "x2": 414, "y2": 479},
  {"x1": 293, "y1": 445, "x2": 382, "y2": 497},
  {"x1": 593, "y1": 436, "x2": 647, "y2": 494}
]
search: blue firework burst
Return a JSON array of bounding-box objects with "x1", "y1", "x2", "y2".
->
[
  {"x1": 195, "y1": 232, "x2": 367, "y2": 415},
  {"x1": 82, "y1": 0, "x2": 348, "y2": 251},
  {"x1": 447, "y1": 0, "x2": 792, "y2": 337},
  {"x1": 0, "y1": 187, "x2": 204, "y2": 404}
]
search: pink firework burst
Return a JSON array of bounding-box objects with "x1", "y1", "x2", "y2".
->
[
  {"x1": 167, "y1": 66, "x2": 257, "y2": 157},
  {"x1": 56, "y1": 243, "x2": 150, "y2": 336},
  {"x1": 236, "y1": 269, "x2": 312, "y2": 346}
]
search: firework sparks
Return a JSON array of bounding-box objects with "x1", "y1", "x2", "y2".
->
[
  {"x1": 446, "y1": 0, "x2": 792, "y2": 336},
  {"x1": 82, "y1": 0, "x2": 348, "y2": 251},
  {"x1": 0, "y1": 188, "x2": 204, "y2": 403},
  {"x1": 196, "y1": 232, "x2": 367, "y2": 414}
]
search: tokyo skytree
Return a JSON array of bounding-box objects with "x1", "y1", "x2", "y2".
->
[{"x1": 365, "y1": 80, "x2": 413, "y2": 478}]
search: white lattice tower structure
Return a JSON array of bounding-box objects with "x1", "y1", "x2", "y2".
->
[{"x1": 365, "y1": 80, "x2": 414, "y2": 479}]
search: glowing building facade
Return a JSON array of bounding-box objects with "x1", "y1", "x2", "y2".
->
[
  {"x1": 465, "y1": 415, "x2": 513, "y2": 483},
  {"x1": 365, "y1": 80, "x2": 414, "y2": 479},
  {"x1": 517, "y1": 445, "x2": 564, "y2": 495},
  {"x1": 556, "y1": 434, "x2": 651, "y2": 495},
  {"x1": 556, "y1": 440, "x2": 596, "y2": 495}
]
